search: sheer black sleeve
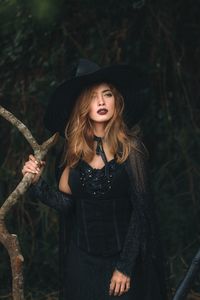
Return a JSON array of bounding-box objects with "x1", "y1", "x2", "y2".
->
[
  {"x1": 115, "y1": 205, "x2": 141, "y2": 277},
  {"x1": 115, "y1": 137, "x2": 162, "y2": 277},
  {"x1": 28, "y1": 176, "x2": 74, "y2": 213}
]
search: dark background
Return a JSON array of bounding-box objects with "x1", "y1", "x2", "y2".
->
[{"x1": 0, "y1": 0, "x2": 199, "y2": 299}]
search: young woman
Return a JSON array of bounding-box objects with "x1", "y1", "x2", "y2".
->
[{"x1": 22, "y1": 59, "x2": 167, "y2": 300}]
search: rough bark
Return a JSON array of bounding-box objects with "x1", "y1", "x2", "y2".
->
[{"x1": 0, "y1": 105, "x2": 59, "y2": 300}]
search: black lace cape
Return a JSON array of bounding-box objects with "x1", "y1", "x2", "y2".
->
[{"x1": 54, "y1": 137, "x2": 168, "y2": 300}]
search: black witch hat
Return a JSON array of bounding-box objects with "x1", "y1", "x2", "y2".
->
[{"x1": 44, "y1": 58, "x2": 151, "y2": 136}]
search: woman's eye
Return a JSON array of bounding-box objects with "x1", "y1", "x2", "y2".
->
[{"x1": 104, "y1": 93, "x2": 113, "y2": 97}]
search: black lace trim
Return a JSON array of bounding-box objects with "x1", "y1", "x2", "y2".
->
[{"x1": 78, "y1": 159, "x2": 117, "y2": 197}]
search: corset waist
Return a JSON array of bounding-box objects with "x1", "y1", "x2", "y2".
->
[{"x1": 72, "y1": 196, "x2": 132, "y2": 256}]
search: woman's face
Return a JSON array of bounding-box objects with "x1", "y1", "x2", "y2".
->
[{"x1": 88, "y1": 83, "x2": 115, "y2": 124}]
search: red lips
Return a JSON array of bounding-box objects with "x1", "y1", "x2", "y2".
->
[{"x1": 97, "y1": 108, "x2": 108, "y2": 114}]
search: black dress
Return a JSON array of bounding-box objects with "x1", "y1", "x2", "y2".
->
[
  {"x1": 29, "y1": 138, "x2": 167, "y2": 300},
  {"x1": 64, "y1": 158, "x2": 138, "y2": 299}
]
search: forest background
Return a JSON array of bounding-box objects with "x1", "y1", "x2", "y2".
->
[{"x1": 0, "y1": 0, "x2": 199, "y2": 299}]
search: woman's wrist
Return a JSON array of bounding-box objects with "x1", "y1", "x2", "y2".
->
[{"x1": 32, "y1": 176, "x2": 43, "y2": 186}]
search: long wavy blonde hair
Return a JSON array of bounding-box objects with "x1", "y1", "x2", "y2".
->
[{"x1": 60, "y1": 82, "x2": 146, "y2": 168}]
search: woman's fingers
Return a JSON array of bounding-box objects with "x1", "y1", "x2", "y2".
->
[
  {"x1": 109, "y1": 270, "x2": 131, "y2": 296},
  {"x1": 124, "y1": 279, "x2": 131, "y2": 293},
  {"x1": 109, "y1": 280, "x2": 127, "y2": 296},
  {"x1": 118, "y1": 281, "x2": 126, "y2": 296},
  {"x1": 113, "y1": 282, "x2": 121, "y2": 296},
  {"x1": 22, "y1": 154, "x2": 46, "y2": 179},
  {"x1": 24, "y1": 161, "x2": 39, "y2": 174},
  {"x1": 29, "y1": 154, "x2": 37, "y2": 162},
  {"x1": 27, "y1": 156, "x2": 45, "y2": 170},
  {"x1": 26, "y1": 160, "x2": 39, "y2": 169},
  {"x1": 109, "y1": 280, "x2": 115, "y2": 296},
  {"x1": 29, "y1": 155, "x2": 46, "y2": 166}
]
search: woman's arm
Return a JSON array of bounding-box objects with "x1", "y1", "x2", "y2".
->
[
  {"x1": 115, "y1": 205, "x2": 140, "y2": 277},
  {"x1": 23, "y1": 154, "x2": 74, "y2": 213},
  {"x1": 115, "y1": 137, "x2": 157, "y2": 276},
  {"x1": 114, "y1": 137, "x2": 167, "y2": 299},
  {"x1": 109, "y1": 138, "x2": 147, "y2": 296},
  {"x1": 29, "y1": 175, "x2": 74, "y2": 213}
]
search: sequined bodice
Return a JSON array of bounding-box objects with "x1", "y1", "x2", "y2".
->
[
  {"x1": 68, "y1": 158, "x2": 131, "y2": 198},
  {"x1": 79, "y1": 159, "x2": 118, "y2": 197},
  {"x1": 68, "y1": 158, "x2": 133, "y2": 256}
]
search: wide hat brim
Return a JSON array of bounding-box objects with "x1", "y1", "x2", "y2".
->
[{"x1": 44, "y1": 61, "x2": 151, "y2": 136}]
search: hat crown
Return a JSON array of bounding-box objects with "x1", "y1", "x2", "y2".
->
[{"x1": 76, "y1": 59, "x2": 100, "y2": 76}]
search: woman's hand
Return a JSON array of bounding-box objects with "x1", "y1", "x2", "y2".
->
[
  {"x1": 22, "y1": 154, "x2": 46, "y2": 184},
  {"x1": 109, "y1": 269, "x2": 131, "y2": 296}
]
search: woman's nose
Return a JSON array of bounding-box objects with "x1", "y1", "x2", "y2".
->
[{"x1": 97, "y1": 95, "x2": 105, "y2": 105}]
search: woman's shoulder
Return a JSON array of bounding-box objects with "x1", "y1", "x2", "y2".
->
[{"x1": 128, "y1": 133, "x2": 149, "y2": 160}]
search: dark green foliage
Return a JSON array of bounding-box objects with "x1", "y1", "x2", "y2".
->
[{"x1": 0, "y1": 0, "x2": 199, "y2": 299}]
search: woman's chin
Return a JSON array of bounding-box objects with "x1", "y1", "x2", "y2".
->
[
  {"x1": 90, "y1": 118, "x2": 111, "y2": 125},
  {"x1": 90, "y1": 114, "x2": 113, "y2": 123}
]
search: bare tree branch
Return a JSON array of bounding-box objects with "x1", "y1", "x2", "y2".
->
[
  {"x1": 173, "y1": 249, "x2": 200, "y2": 300},
  {"x1": 0, "y1": 104, "x2": 59, "y2": 300},
  {"x1": 0, "y1": 106, "x2": 40, "y2": 151}
]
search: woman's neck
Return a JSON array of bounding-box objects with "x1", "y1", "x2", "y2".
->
[{"x1": 93, "y1": 123, "x2": 106, "y2": 138}]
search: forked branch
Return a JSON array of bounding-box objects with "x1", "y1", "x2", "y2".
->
[{"x1": 0, "y1": 105, "x2": 59, "y2": 300}]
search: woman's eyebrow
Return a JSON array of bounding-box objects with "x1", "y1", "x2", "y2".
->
[
  {"x1": 91, "y1": 89, "x2": 111, "y2": 96},
  {"x1": 102, "y1": 89, "x2": 111, "y2": 93}
]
